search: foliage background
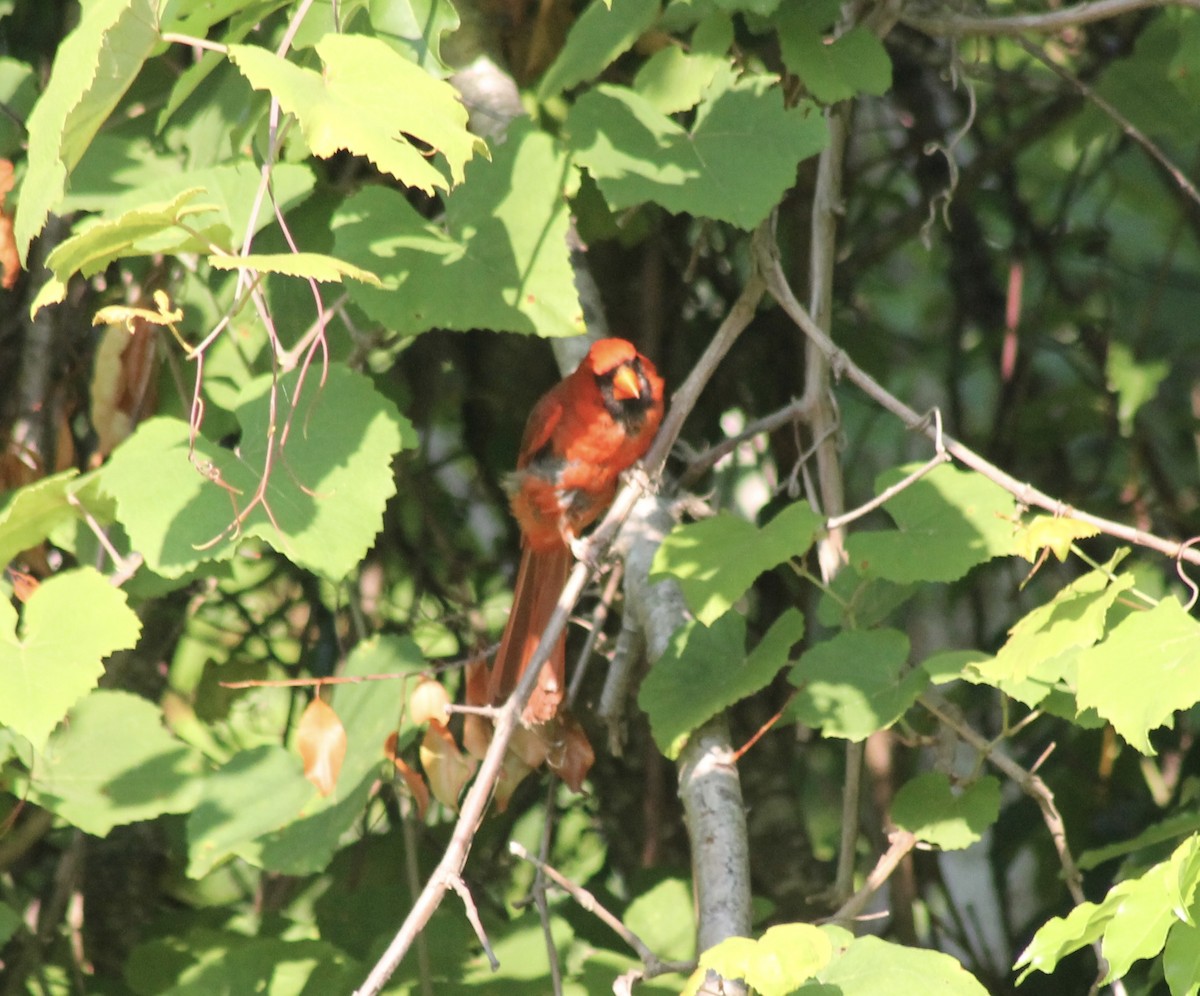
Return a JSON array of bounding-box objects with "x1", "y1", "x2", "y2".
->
[{"x1": 1, "y1": 0, "x2": 1200, "y2": 994}]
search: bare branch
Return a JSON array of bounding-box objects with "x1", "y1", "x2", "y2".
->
[{"x1": 901, "y1": 0, "x2": 1200, "y2": 37}]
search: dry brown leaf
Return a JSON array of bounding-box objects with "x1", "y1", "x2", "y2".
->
[
  {"x1": 420, "y1": 720, "x2": 477, "y2": 811},
  {"x1": 297, "y1": 696, "x2": 347, "y2": 797},
  {"x1": 90, "y1": 315, "x2": 159, "y2": 460},
  {"x1": 391, "y1": 754, "x2": 431, "y2": 821}
]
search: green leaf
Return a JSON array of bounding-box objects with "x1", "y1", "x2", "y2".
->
[
  {"x1": 845, "y1": 463, "x2": 1016, "y2": 583},
  {"x1": 0, "y1": 469, "x2": 81, "y2": 569},
  {"x1": 31, "y1": 189, "x2": 222, "y2": 315},
  {"x1": 0, "y1": 901, "x2": 20, "y2": 947},
  {"x1": 1106, "y1": 340, "x2": 1169, "y2": 435},
  {"x1": 971, "y1": 562, "x2": 1132, "y2": 687},
  {"x1": 13, "y1": 0, "x2": 161, "y2": 261},
  {"x1": 624, "y1": 879, "x2": 695, "y2": 962},
  {"x1": 62, "y1": 160, "x2": 315, "y2": 243},
  {"x1": 227, "y1": 34, "x2": 486, "y2": 194},
  {"x1": 651, "y1": 502, "x2": 822, "y2": 625},
  {"x1": 1100, "y1": 857, "x2": 1182, "y2": 982},
  {"x1": 920, "y1": 648, "x2": 990, "y2": 685},
  {"x1": 690, "y1": 923, "x2": 832, "y2": 996},
  {"x1": 632, "y1": 13, "x2": 732, "y2": 113},
  {"x1": 207, "y1": 251, "x2": 382, "y2": 286},
  {"x1": 1016, "y1": 893, "x2": 1118, "y2": 982},
  {"x1": 29, "y1": 690, "x2": 204, "y2": 836},
  {"x1": 639, "y1": 608, "x2": 805, "y2": 758},
  {"x1": 1076, "y1": 598, "x2": 1200, "y2": 754},
  {"x1": 538, "y1": 0, "x2": 661, "y2": 100},
  {"x1": 332, "y1": 119, "x2": 584, "y2": 336},
  {"x1": 102, "y1": 364, "x2": 412, "y2": 579},
  {"x1": 891, "y1": 773, "x2": 1001, "y2": 850},
  {"x1": 369, "y1": 0, "x2": 461, "y2": 76},
  {"x1": 567, "y1": 73, "x2": 828, "y2": 229},
  {"x1": 0, "y1": 568, "x2": 142, "y2": 748},
  {"x1": 776, "y1": 5, "x2": 891, "y2": 104},
  {"x1": 1079, "y1": 809, "x2": 1200, "y2": 871},
  {"x1": 788, "y1": 628, "x2": 926, "y2": 741},
  {"x1": 1165, "y1": 916, "x2": 1200, "y2": 996},
  {"x1": 821, "y1": 936, "x2": 988, "y2": 994}
]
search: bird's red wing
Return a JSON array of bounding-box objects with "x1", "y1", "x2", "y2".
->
[{"x1": 516, "y1": 385, "x2": 565, "y2": 469}]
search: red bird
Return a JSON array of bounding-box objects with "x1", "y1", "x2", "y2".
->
[{"x1": 489, "y1": 338, "x2": 665, "y2": 724}]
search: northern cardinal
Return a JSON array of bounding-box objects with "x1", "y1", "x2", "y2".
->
[{"x1": 489, "y1": 338, "x2": 665, "y2": 725}]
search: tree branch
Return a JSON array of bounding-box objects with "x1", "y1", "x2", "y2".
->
[{"x1": 901, "y1": 0, "x2": 1200, "y2": 37}]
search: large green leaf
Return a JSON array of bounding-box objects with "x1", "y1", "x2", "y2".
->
[
  {"x1": 688, "y1": 924, "x2": 832, "y2": 996},
  {"x1": 775, "y1": 3, "x2": 891, "y2": 104},
  {"x1": 332, "y1": 119, "x2": 583, "y2": 336},
  {"x1": 228, "y1": 33, "x2": 485, "y2": 194},
  {"x1": 788, "y1": 628, "x2": 926, "y2": 741},
  {"x1": 1076, "y1": 598, "x2": 1200, "y2": 754},
  {"x1": 537, "y1": 0, "x2": 661, "y2": 101},
  {"x1": 639, "y1": 608, "x2": 805, "y2": 758},
  {"x1": 0, "y1": 470, "x2": 81, "y2": 569},
  {"x1": 815, "y1": 935, "x2": 988, "y2": 994},
  {"x1": 632, "y1": 13, "x2": 732, "y2": 114},
  {"x1": 845, "y1": 463, "x2": 1016, "y2": 583},
  {"x1": 567, "y1": 72, "x2": 828, "y2": 229},
  {"x1": 29, "y1": 690, "x2": 204, "y2": 836},
  {"x1": 369, "y1": 0, "x2": 461, "y2": 76},
  {"x1": 102, "y1": 364, "x2": 412, "y2": 579},
  {"x1": 971, "y1": 561, "x2": 1133, "y2": 688},
  {"x1": 0, "y1": 568, "x2": 141, "y2": 748},
  {"x1": 13, "y1": 0, "x2": 161, "y2": 261},
  {"x1": 651, "y1": 501, "x2": 823, "y2": 626},
  {"x1": 891, "y1": 772, "x2": 1000, "y2": 850}
]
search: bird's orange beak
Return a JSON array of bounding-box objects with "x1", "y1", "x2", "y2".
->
[{"x1": 611, "y1": 364, "x2": 641, "y2": 401}]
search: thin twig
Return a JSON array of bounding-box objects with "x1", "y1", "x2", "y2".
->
[
  {"x1": 509, "y1": 842, "x2": 695, "y2": 978},
  {"x1": 827, "y1": 828, "x2": 918, "y2": 925},
  {"x1": 1017, "y1": 37, "x2": 1200, "y2": 211}
]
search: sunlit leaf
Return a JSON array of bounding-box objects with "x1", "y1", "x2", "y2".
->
[
  {"x1": 537, "y1": 0, "x2": 661, "y2": 101},
  {"x1": 0, "y1": 568, "x2": 141, "y2": 748},
  {"x1": 14, "y1": 0, "x2": 161, "y2": 261},
  {"x1": 228, "y1": 34, "x2": 486, "y2": 194},
  {"x1": 332, "y1": 119, "x2": 583, "y2": 337},
  {"x1": 1076, "y1": 598, "x2": 1200, "y2": 754},
  {"x1": 1013, "y1": 514, "x2": 1102, "y2": 562},
  {"x1": 30, "y1": 690, "x2": 203, "y2": 836}
]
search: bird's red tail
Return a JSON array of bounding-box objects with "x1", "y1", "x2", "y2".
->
[{"x1": 489, "y1": 542, "x2": 571, "y2": 724}]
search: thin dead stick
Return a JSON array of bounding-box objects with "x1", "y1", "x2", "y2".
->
[
  {"x1": 827, "y1": 828, "x2": 918, "y2": 926},
  {"x1": 902, "y1": 0, "x2": 1200, "y2": 37},
  {"x1": 448, "y1": 876, "x2": 498, "y2": 970},
  {"x1": 509, "y1": 842, "x2": 695, "y2": 978},
  {"x1": 755, "y1": 235, "x2": 1200, "y2": 568},
  {"x1": 679, "y1": 394, "x2": 815, "y2": 488}
]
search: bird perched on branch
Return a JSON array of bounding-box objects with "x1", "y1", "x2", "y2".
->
[{"x1": 488, "y1": 337, "x2": 665, "y2": 726}]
